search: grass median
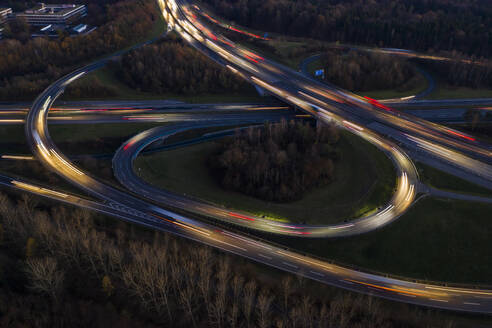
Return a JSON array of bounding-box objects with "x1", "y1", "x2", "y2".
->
[{"x1": 417, "y1": 162, "x2": 492, "y2": 196}]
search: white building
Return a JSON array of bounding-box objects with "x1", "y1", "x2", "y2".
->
[
  {"x1": 17, "y1": 3, "x2": 87, "y2": 26},
  {"x1": 0, "y1": 7, "x2": 12, "y2": 25}
]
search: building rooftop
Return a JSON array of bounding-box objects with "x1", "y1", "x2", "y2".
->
[{"x1": 21, "y1": 3, "x2": 85, "y2": 17}]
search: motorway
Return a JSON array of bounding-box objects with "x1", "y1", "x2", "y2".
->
[
  {"x1": 1, "y1": 0, "x2": 487, "y2": 315},
  {"x1": 165, "y1": 0, "x2": 492, "y2": 170},
  {"x1": 2, "y1": 100, "x2": 488, "y2": 125},
  {"x1": 0, "y1": 103, "x2": 293, "y2": 125}
]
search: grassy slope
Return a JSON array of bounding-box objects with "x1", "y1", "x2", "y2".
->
[
  {"x1": 66, "y1": 65, "x2": 266, "y2": 103},
  {"x1": 135, "y1": 130, "x2": 396, "y2": 224},
  {"x1": 427, "y1": 74, "x2": 492, "y2": 99},
  {"x1": 417, "y1": 163, "x2": 492, "y2": 196},
  {"x1": 268, "y1": 197, "x2": 492, "y2": 285}
]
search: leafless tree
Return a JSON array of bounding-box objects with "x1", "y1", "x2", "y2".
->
[
  {"x1": 318, "y1": 302, "x2": 329, "y2": 328},
  {"x1": 300, "y1": 295, "x2": 314, "y2": 328},
  {"x1": 227, "y1": 275, "x2": 244, "y2": 328},
  {"x1": 242, "y1": 280, "x2": 257, "y2": 328},
  {"x1": 24, "y1": 257, "x2": 65, "y2": 302},
  {"x1": 179, "y1": 282, "x2": 197, "y2": 327},
  {"x1": 281, "y1": 275, "x2": 294, "y2": 313},
  {"x1": 256, "y1": 289, "x2": 273, "y2": 328}
]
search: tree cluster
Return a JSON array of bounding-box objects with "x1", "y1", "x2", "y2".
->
[
  {"x1": 422, "y1": 52, "x2": 492, "y2": 89},
  {"x1": 112, "y1": 35, "x2": 251, "y2": 95},
  {"x1": 0, "y1": 191, "x2": 456, "y2": 327},
  {"x1": 320, "y1": 49, "x2": 418, "y2": 92},
  {"x1": 201, "y1": 0, "x2": 492, "y2": 57},
  {"x1": 209, "y1": 120, "x2": 340, "y2": 202},
  {"x1": 0, "y1": 0, "x2": 160, "y2": 100}
]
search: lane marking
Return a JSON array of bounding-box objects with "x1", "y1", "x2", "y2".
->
[
  {"x1": 258, "y1": 253, "x2": 272, "y2": 260},
  {"x1": 282, "y1": 262, "x2": 298, "y2": 269},
  {"x1": 425, "y1": 286, "x2": 492, "y2": 296}
]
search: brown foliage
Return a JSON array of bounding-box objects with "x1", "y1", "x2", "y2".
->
[
  {"x1": 209, "y1": 119, "x2": 340, "y2": 202},
  {"x1": 320, "y1": 49, "x2": 418, "y2": 92}
]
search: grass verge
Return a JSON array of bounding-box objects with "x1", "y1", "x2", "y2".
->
[
  {"x1": 427, "y1": 84, "x2": 492, "y2": 100},
  {"x1": 265, "y1": 197, "x2": 492, "y2": 285},
  {"x1": 417, "y1": 162, "x2": 492, "y2": 196}
]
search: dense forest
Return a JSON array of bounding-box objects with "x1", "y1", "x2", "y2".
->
[
  {"x1": 112, "y1": 36, "x2": 251, "y2": 95},
  {"x1": 0, "y1": 191, "x2": 458, "y2": 327},
  {"x1": 200, "y1": 0, "x2": 492, "y2": 58},
  {"x1": 0, "y1": 0, "x2": 160, "y2": 100},
  {"x1": 319, "y1": 49, "x2": 418, "y2": 92},
  {"x1": 420, "y1": 54, "x2": 492, "y2": 89},
  {"x1": 209, "y1": 120, "x2": 340, "y2": 202}
]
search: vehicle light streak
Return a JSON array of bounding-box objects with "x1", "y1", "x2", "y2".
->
[
  {"x1": 364, "y1": 96, "x2": 392, "y2": 111},
  {"x1": 51, "y1": 150, "x2": 84, "y2": 176},
  {"x1": 276, "y1": 250, "x2": 336, "y2": 272},
  {"x1": 11, "y1": 180, "x2": 69, "y2": 199},
  {"x1": 221, "y1": 230, "x2": 273, "y2": 250},
  {"x1": 150, "y1": 213, "x2": 211, "y2": 236},
  {"x1": 228, "y1": 212, "x2": 255, "y2": 221},
  {"x1": 345, "y1": 279, "x2": 435, "y2": 298},
  {"x1": 445, "y1": 129, "x2": 476, "y2": 142},
  {"x1": 425, "y1": 286, "x2": 492, "y2": 296},
  {"x1": 303, "y1": 86, "x2": 345, "y2": 103},
  {"x1": 329, "y1": 223, "x2": 355, "y2": 230},
  {"x1": 342, "y1": 120, "x2": 363, "y2": 131},
  {"x1": 0, "y1": 119, "x2": 25, "y2": 123},
  {"x1": 1, "y1": 155, "x2": 35, "y2": 160},
  {"x1": 271, "y1": 229, "x2": 312, "y2": 235}
]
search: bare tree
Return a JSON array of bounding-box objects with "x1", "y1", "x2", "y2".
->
[
  {"x1": 300, "y1": 295, "x2": 314, "y2": 328},
  {"x1": 281, "y1": 275, "x2": 294, "y2": 313},
  {"x1": 24, "y1": 257, "x2": 65, "y2": 302},
  {"x1": 243, "y1": 280, "x2": 257, "y2": 328},
  {"x1": 256, "y1": 289, "x2": 273, "y2": 328},
  {"x1": 179, "y1": 282, "x2": 197, "y2": 327},
  {"x1": 318, "y1": 302, "x2": 329, "y2": 328},
  {"x1": 227, "y1": 275, "x2": 244, "y2": 328}
]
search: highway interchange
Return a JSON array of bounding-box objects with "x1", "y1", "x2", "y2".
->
[{"x1": 0, "y1": 0, "x2": 492, "y2": 315}]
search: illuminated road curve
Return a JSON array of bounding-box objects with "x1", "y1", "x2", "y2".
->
[{"x1": 113, "y1": 122, "x2": 417, "y2": 237}]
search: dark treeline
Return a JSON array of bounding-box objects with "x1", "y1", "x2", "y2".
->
[
  {"x1": 421, "y1": 54, "x2": 492, "y2": 89},
  {"x1": 201, "y1": 0, "x2": 492, "y2": 57},
  {"x1": 111, "y1": 35, "x2": 251, "y2": 95},
  {"x1": 0, "y1": 191, "x2": 457, "y2": 327},
  {"x1": 209, "y1": 120, "x2": 340, "y2": 202},
  {"x1": 0, "y1": 0, "x2": 160, "y2": 101},
  {"x1": 320, "y1": 49, "x2": 418, "y2": 92}
]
